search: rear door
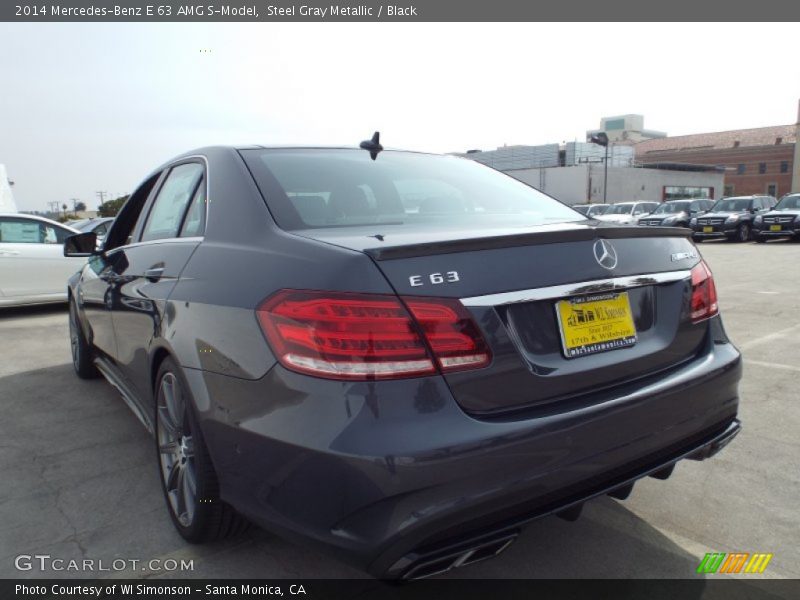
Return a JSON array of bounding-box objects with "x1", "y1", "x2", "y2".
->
[{"x1": 107, "y1": 161, "x2": 206, "y2": 401}]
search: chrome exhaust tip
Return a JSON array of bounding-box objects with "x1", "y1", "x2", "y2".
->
[{"x1": 402, "y1": 532, "x2": 519, "y2": 580}]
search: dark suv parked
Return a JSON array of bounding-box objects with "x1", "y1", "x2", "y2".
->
[
  {"x1": 638, "y1": 198, "x2": 715, "y2": 228},
  {"x1": 690, "y1": 195, "x2": 776, "y2": 242},
  {"x1": 753, "y1": 193, "x2": 800, "y2": 242}
]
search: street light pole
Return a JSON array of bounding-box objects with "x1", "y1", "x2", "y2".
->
[
  {"x1": 588, "y1": 132, "x2": 610, "y2": 204},
  {"x1": 603, "y1": 143, "x2": 608, "y2": 204}
]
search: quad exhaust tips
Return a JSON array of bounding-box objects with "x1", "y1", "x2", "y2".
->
[{"x1": 402, "y1": 532, "x2": 519, "y2": 580}]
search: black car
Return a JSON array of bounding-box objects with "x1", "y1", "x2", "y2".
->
[
  {"x1": 752, "y1": 193, "x2": 800, "y2": 242},
  {"x1": 64, "y1": 143, "x2": 742, "y2": 580},
  {"x1": 638, "y1": 198, "x2": 715, "y2": 228},
  {"x1": 690, "y1": 195, "x2": 775, "y2": 242}
]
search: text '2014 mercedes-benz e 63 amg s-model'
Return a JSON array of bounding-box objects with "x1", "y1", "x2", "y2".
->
[{"x1": 64, "y1": 135, "x2": 741, "y2": 580}]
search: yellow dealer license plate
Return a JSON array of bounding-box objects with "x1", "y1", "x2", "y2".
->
[
  {"x1": 556, "y1": 292, "x2": 637, "y2": 358},
  {"x1": 703, "y1": 226, "x2": 713, "y2": 233},
  {"x1": 770, "y1": 224, "x2": 782, "y2": 231}
]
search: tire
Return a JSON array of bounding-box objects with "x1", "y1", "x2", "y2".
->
[
  {"x1": 69, "y1": 296, "x2": 99, "y2": 379},
  {"x1": 736, "y1": 223, "x2": 751, "y2": 243},
  {"x1": 154, "y1": 357, "x2": 249, "y2": 543}
]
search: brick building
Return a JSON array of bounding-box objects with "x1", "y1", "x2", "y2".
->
[{"x1": 634, "y1": 124, "x2": 797, "y2": 198}]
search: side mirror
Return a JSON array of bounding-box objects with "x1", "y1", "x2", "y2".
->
[{"x1": 64, "y1": 232, "x2": 98, "y2": 257}]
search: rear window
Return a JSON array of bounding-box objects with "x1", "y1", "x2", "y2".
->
[{"x1": 241, "y1": 149, "x2": 582, "y2": 231}]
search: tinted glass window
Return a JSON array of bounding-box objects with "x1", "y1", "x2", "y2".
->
[
  {"x1": 141, "y1": 163, "x2": 204, "y2": 242},
  {"x1": 179, "y1": 177, "x2": 206, "y2": 237},
  {"x1": 775, "y1": 195, "x2": 800, "y2": 210},
  {"x1": 606, "y1": 204, "x2": 634, "y2": 215},
  {"x1": 242, "y1": 149, "x2": 582, "y2": 232},
  {"x1": 711, "y1": 198, "x2": 752, "y2": 212},
  {"x1": 654, "y1": 201, "x2": 691, "y2": 214}
]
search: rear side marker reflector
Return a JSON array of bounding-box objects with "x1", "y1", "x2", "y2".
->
[{"x1": 256, "y1": 290, "x2": 491, "y2": 381}]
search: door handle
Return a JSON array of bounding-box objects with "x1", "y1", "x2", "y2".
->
[
  {"x1": 144, "y1": 267, "x2": 165, "y2": 282},
  {"x1": 0, "y1": 250, "x2": 20, "y2": 256}
]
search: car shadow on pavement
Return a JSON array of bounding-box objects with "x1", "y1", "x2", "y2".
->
[
  {"x1": 0, "y1": 364, "x2": 721, "y2": 588},
  {"x1": 0, "y1": 304, "x2": 69, "y2": 318}
]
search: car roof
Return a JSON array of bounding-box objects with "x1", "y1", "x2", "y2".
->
[{"x1": 0, "y1": 213, "x2": 80, "y2": 232}]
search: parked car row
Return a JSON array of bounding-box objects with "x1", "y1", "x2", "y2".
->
[{"x1": 574, "y1": 195, "x2": 799, "y2": 243}]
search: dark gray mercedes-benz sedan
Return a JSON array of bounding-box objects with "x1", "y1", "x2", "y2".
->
[{"x1": 64, "y1": 141, "x2": 742, "y2": 579}]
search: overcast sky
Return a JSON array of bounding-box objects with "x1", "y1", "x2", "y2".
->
[{"x1": 1, "y1": 22, "x2": 799, "y2": 212}]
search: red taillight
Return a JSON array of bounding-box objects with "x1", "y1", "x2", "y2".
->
[
  {"x1": 256, "y1": 290, "x2": 491, "y2": 380},
  {"x1": 403, "y1": 297, "x2": 491, "y2": 372},
  {"x1": 690, "y1": 260, "x2": 719, "y2": 323}
]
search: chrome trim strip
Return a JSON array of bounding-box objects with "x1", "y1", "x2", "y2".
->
[{"x1": 460, "y1": 269, "x2": 692, "y2": 307}]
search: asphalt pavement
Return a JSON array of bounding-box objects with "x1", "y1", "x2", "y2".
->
[{"x1": 0, "y1": 240, "x2": 797, "y2": 584}]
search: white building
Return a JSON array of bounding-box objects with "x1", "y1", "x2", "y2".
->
[
  {"x1": 587, "y1": 114, "x2": 667, "y2": 144},
  {"x1": 506, "y1": 164, "x2": 724, "y2": 205},
  {"x1": 0, "y1": 165, "x2": 17, "y2": 213}
]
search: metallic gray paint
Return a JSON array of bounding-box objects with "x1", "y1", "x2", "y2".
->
[{"x1": 66, "y1": 145, "x2": 742, "y2": 578}]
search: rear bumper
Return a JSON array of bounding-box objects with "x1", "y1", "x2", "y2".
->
[{"x1": 187, "y1": 318, "x2": 742, "y2": 578}]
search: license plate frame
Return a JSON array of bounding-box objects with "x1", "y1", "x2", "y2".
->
[
  {"x1": 770, "y1": 224, "x2": 782, "y2": 232},
  {"x1": 555, "y1": 292, "x2": 637, "y2": 359},
  {"x1": 703, "y1": 226, "x2": 713, "y2": 233}
]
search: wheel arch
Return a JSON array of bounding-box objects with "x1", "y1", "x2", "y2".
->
[{"x1": 150, "y1": 345, "x2": 174, "y2": 395}]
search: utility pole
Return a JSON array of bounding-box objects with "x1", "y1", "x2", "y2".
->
[
  {"x1": 96, "y1": 191, "x2": 108, "y2": 206},
  {"x1": 587, "y1": 132, "x2": 610, "y2": 203}
]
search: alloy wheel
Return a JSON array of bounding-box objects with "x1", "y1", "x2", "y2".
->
[{"x1": 157, "y1": 372, "x2": 197, "y2": 527}]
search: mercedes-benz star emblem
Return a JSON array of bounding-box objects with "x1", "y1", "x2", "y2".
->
[{"x1": 593, "y1": 239, "x2": 618, "y2": 270}]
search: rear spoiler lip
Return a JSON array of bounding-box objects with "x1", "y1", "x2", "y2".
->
[{"x1": 364, "y1": 224, "x2": 692, "y2": 261}]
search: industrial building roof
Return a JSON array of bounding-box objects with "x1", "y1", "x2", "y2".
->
[{"x1": 635, "y1": 124, "x2": 796, "y2": 155}]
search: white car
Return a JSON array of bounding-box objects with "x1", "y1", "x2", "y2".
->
[
  {"x1": 0, "y1": 213, "x2": 85, "y2": 307},
  {"x1": 594, "y1": 201, "x2": 659, "y2": 225}
]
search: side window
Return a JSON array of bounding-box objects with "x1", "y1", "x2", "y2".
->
[
  {"x1": 103, "y1": 173, "x2": 162, "y2": 252},
  {"x1": 179, "y1": 177, "x2": 206, "y2": 237},
  {"x1": 141, "y1": 163, "x2": 204, "y2": 242},
  {"x1": 0, "y1": 218, "x2": 45, "y2": 243},
  {"x1": 46, "y1": 224, "x2": 73, "y2": 244}
]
